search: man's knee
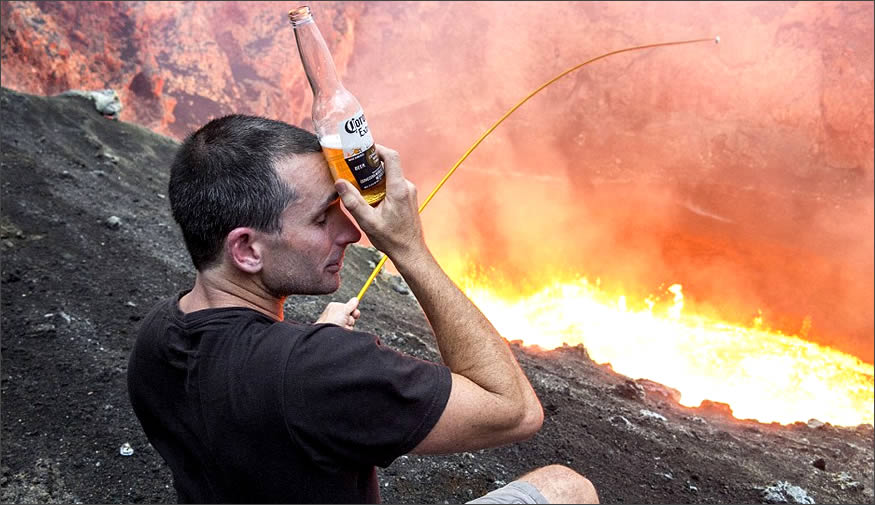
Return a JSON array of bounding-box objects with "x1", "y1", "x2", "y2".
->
[{"x1": 520, "y1": 464, "x2": 599, "y2": 504}]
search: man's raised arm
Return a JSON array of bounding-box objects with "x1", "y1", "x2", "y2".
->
[{"x1": 335, "y1": 146, "x2": 543, "y2": 454}]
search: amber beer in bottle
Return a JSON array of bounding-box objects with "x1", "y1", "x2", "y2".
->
[{"x1": 289, "y1": 6, "x2": 386, "y2": 205}]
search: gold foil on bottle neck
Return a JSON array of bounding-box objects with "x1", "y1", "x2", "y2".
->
[{"x1": 288, "y1": 6, "x2": 312, "y2": 25}]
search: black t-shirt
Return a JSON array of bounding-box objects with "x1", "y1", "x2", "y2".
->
[{"x1": 127, "y1": 292, "x2": 451, "y2": 504}]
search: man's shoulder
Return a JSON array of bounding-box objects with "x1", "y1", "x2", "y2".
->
[
  {"x1": 132, "y1": 292, "x2": 184, "y2": 345},
  {"x1": 142, "y1": 291, "x2": 183, "y2": 318},
  {"x1": 287, "y1": 323, "x2": 380, "y2": 351}
]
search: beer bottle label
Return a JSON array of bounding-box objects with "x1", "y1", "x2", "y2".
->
[{"x1": 338, "y1": 109, "x2": 384, "y2": 190}]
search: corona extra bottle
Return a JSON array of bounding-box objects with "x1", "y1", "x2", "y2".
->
[{"x1": 289, "y1": 6, "x2": 386, "y2": 205}]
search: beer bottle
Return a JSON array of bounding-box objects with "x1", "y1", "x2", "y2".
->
[{"x1": 289, "y1": 6, "x2": 386, "y2": 206}]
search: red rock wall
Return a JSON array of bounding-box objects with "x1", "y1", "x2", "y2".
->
[
  {"x1": 1, "y1": 1, "x2": 362, "y2": 138},
  {"x1": 2, "y1": 2, "x2": 870, "y2": 182}
]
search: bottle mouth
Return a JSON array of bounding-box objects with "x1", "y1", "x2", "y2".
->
[{"x1": 288, "y1": 6, "x2": 313, "y2": 25}]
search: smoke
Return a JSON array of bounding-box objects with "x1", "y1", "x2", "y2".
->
[{"x1": 345, "y1": 2, "x2": 874, "y2": 362}]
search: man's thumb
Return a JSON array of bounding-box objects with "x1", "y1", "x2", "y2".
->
[
  {"x1": 345, "y1": 296, "x2": 360, "y2": 310},
  {"x1": 336, "y1": 180, "x2": 367, "y2": 216}
]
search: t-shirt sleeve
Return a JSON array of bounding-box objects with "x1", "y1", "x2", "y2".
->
[{"x1": 282, "y1": 324, "x2": 451, "y2": 469}]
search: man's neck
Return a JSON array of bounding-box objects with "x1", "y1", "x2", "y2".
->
[{"x1": 179, "y1": 269, "x2": 285, "y2": 321}]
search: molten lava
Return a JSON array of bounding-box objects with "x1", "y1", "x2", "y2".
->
[{"x1": 444, "y1": 262, "x2": 875, "y2": 427}]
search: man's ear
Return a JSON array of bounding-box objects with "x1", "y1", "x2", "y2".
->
[{"x1": 226, "y1": 227, "x2": 265, "y2": 274}]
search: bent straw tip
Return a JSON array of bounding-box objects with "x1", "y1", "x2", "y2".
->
[{"x1": 715, "y1": 35, "x2": 721, "y2": 44}]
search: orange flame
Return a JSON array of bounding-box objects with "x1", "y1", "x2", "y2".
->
[{"x1": 445, "y1": 261, "x2": 875, "y2": 427}]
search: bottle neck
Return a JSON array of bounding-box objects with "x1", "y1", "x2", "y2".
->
[{"x1": 291, "y1": 10, "x2": 344, "y2": 97}]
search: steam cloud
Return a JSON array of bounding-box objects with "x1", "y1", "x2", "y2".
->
[{"x1": 347, "y1": 2, "x2": 874, "y2": 362}]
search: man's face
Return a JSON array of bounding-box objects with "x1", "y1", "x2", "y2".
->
[{"x1": 258, "y1": 153, "x2": 361, "y2": 296}]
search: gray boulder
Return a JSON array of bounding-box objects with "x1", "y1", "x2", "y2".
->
[{"x1": 760, "y1": 481, "x2": 815, "y2": 504}]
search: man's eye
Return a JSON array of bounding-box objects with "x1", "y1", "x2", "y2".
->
[{"x1": 315, "y1": 214, "x2": 327, "y2": 225}]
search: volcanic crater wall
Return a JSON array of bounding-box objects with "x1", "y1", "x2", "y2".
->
[
  {"x1": 0, "y1": 1, "x2": 362, "y2": 138},
  {"x1": 1, "y1": 1, "x2": 873, "y2": 362}
]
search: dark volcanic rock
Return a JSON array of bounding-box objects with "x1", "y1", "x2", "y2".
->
[{"x1": 1, "y1": 87, "x2": 873, "y2": 504}]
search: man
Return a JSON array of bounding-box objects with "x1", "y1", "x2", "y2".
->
[{"x1": 127, "y1": 114, "x2": 598, "y2": 504}]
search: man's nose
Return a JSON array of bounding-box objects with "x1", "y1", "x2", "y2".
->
[{"x1": 335, "y1": 209, "x2": 362, "y2": 245}]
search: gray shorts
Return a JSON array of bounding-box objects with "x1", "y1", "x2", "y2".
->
[{"x1": 466, "y1": 481, "x2": 549, "y2": 504}]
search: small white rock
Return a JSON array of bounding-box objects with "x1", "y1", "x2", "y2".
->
[
  {"x1": 105, "y1": 216, "x2": 122, "y2": 229},
  {"x1": 640, "y1": 409, "x2": 667, "y2": 422},
  {"x1": 760, "y1": 481, "x2": 814, "y2": 504},
  {"x1": 609, "y1": 415, "x2": 634, "y2": 429}
]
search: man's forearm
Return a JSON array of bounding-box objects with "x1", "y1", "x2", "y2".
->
[{"x1": 391, "y1": 246, "x2": 535, "y2": 399}]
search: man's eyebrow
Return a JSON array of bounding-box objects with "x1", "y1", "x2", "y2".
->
[{"x1": 314, "y1": 191, "x2": 340, "y2": 214}]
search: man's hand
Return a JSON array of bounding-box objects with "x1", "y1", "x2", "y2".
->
[
  {"x1": 315, "y1": 297, "x2": 361, "y2": 329},
  {"x1": 335, "y1": 145, "x2": 425, "y2": 261}
]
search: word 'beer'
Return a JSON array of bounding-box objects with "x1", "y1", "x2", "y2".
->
[
  {"x1": 321, "y1": 134, "x2": 384, "y2": 197},
  {"x1": 289, "y1": 6, "x2": 386, "y2": 205}
]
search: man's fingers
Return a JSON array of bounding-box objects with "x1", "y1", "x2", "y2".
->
[
  {"x1": 346, "y1": 298, "x2": 361, "y2": 321},
  {"x1": 374, "y1": 144, "x2": 407, "y2": 195},
  {"x1": 336, "y1": 180, "x2": 372, "y2": 221}
]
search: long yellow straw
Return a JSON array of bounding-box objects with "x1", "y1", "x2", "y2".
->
[{"x1": 357, "y1": 36, "x2": 719, "y2": 300}]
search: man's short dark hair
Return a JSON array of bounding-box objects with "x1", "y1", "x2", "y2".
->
[{"x1": 169, "y1": 114, "x2": 321, "y2": 271}]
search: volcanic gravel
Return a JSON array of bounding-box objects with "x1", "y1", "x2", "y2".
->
[{"x1": 1, "y1": 87, "x2": 873, "y2": 504}]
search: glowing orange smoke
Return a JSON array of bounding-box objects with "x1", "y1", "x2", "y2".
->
[{"x1": 444, "y1": 261, "x2": 875, "y2": 427}]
